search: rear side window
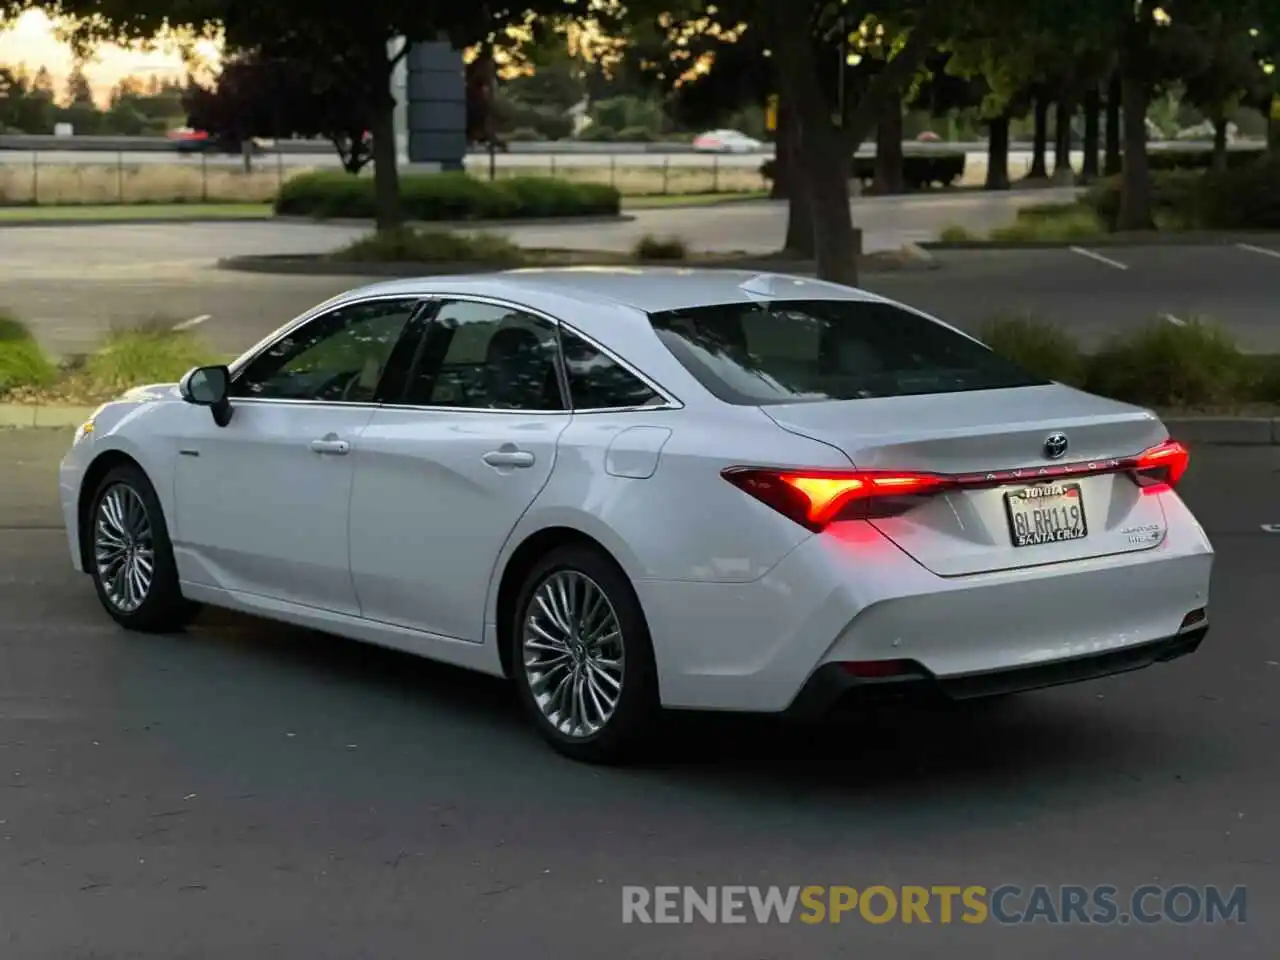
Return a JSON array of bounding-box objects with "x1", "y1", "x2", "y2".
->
[
  {"x1": 648, "y1": 299, "x2": 1046, "y2": 405},
  {"x1": 559, "y1": 328, "x2": 662, "y2": 409}
]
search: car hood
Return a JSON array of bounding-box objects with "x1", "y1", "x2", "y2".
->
[{"x1": 116, "y1": 382, "x2": 181, "y2": 404}]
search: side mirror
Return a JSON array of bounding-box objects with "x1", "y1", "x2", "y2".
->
[{"x1": 178, "y1": 364, "x2": 234, "y2": 427}]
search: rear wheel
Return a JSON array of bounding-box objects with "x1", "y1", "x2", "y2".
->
[
  {"x1": 87, "y1": 464, "x2": 197, "y2": 633},
  {"x1": 510, "y1": 545, "x2": 660, "y2": 764}
]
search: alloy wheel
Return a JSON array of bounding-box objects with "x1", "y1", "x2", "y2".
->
[
  {"x1": 93, "y1": 483, "x2": 155, "y2": 613},
  {"x1": 522, "y1": 570, "x2": 626, "y2": 739}
]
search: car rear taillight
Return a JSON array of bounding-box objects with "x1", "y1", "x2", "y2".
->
[
  {"x1": 721, "y1": 467, "x2": 950, "y2": 532},
  {"x1": 1130, "y1": 440, "x2": 1190, "y2": 493}
]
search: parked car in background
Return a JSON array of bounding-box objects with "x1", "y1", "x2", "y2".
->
[
  {"x1": 692, "y1": 129, "x2": 765, "y2": 153},
  {"x1": 167, "y1": 127, "x2": 266, "y2": 156}
]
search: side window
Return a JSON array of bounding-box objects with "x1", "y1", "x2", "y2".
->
[
  {"x1": 560, "y1": 328, "x2": 661, "y2": 409},
  {"x1": 403, "y1": 300, "x2": 564, "y2": 411},
  {"x1": 232, "y1": 298, "x2": 421, "y2": 403}
]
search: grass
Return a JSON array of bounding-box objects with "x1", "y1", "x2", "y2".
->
[
  {"x1": 0, "y1": 314, "x2": 58, "y2": 396},
  {"x1": 1, "y1": 162, "x2": 768, "y2": 207},
  {"x1": 0, "y1": 203, "x2": 273, "y2": 222},
  {"x1": 330, "y1": 227, "x2": 525, "y2": 265},
  {"x1": 979, "y1": 312, "x2": 1280, "y2": 410},
  {"x1": 945, "y1": 198, "x2": 1210, "y2": 244},
  {"x1": 625, "y1": 190, "x2": 769, "y2": 209},
  {"x1": 632, "y1": 234, "x2": 689, "y2": 260}
]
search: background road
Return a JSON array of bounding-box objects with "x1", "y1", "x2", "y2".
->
[
  {"x1": 3, "y1": 191, "x2": 1280, "y2": 357},
  {"x1": 1, "y1": 430, "x2": 1277, "y2": 958}
]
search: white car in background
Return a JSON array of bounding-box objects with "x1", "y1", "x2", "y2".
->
[
  {"x1": 692, "y1": 129, "x2": 764, "y2": 153},
  {"x1": 59, "y1": 269, "x2": 1213, "y2": 764}
]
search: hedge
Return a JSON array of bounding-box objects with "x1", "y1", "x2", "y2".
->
[
  {"x1": 1084, "y1": 153, "x2": 1280, "y2": 231},
  {"x1": 275, "y1": 171, "x2": 622, "y2": 221},
  {"x1": 760, "y1": 151, "x2": 966, "y2": 189},
  {"x1": 1147, "y1": 145, "x2": 1266, "y2": 172}
]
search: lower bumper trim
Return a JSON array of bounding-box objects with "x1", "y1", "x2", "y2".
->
[{"x1": 785, "y1": 624, "x2": 1208, "y2": 721}]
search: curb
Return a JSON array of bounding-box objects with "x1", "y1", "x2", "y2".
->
[
  {"x1": 272, "y1": 213, "x2": 636, "y2": 229},
  {"x1": 215, "y1": 250, "x2": 939, "y2": 278},
  {"x1": 2, "y1": 405, "x2": 1276, "y2": 443},
  {"x1": 0, "y1": 215, "x2": 274, "y2": 228},
  {"x1": 921, "y1": 232, "x2": 1280, "y2": 251}
]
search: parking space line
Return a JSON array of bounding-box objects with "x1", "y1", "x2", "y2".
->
[
  {"x1": 1161, "y1": 313, "x2": 1186, "y2": 326},
  {"x1": 172, "y1": 314, "x2": 211, "y2": 331},
  {"x1": 1237, "y1": 243, "x2": 1280, "y2": 259},
  {"x1": 1069, "y1": 246, "x2": 1128, "y2": 270}
]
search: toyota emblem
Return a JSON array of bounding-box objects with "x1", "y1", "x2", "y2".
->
[{"x1": 1043, "y1": 433, "x2": 1069, "y2": 460}]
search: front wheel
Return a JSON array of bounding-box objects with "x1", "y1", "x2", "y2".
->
[
  {"x1": 510, "y1": 545, "x2": 660, "y2": 764},
  {"x1": 87, "y1": 464, "x2": 197, "y2": 633}
]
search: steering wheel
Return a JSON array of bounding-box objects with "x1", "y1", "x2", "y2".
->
[{"x1": 311, "y1": 368, "x2": 361, "y2": 402}]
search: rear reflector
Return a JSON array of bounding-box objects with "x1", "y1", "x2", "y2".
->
[
  {"x1": 839, "y1": 659, "x2": 923, "y2": 679},
  {"x1": 722, "y1": 440, "x2": 1190, "y2": 533}
]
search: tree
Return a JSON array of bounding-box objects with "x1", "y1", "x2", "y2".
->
[
  {"x1": 184, "y1": 50, "x2": 374, "y2": 172},
  {"x1": 14, "y1": 0, "x2": 578, "y2": 231},
  {"x1": 1178, "y1": 8, "x2": 1269, "y2": 169},
  {"x1": 63, "y1": 61, "x2": 94, "y2": 105}
]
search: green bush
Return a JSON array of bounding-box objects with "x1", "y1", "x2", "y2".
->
[
  {"x1": 576, "y1": 124, "x2": 617, "y2": 141},
  {"x1": 1085, "y1": 318, "x2": 1247, "y2": 408},
  {"x1": 988, "y1": 203, "x2": 1104, "y2": 241},
  {"x1": 632, "y1": 234, "x2": 688, "y2": 260},
  {"x1": 1084, "y1": 156, "x2": 1280, "y2": 231},
  {"x1": 0, "y1": 313, "x2": 57, "y2": 396},
  {"x1": 506, "y1": 127, "x2": 545, "y2": 142},
  {"x1": 1147, "y1": 146, "x2": 1266, "y2": 172},
  {"x1": 616, "y1": 125, "x2": 657, "y2": 142},
  {"x1": 978, "y1": 315, "x2": 1084, "y2": 385},
  {"x1": 330, "y1": 227, "x2": 525, "y2": 265},
  {"x1": 938, "y1": 224, "x2": 973, "y2": 242},
  {"x1": 274, "y1": 171, "x2": 621, "y2": 221}
]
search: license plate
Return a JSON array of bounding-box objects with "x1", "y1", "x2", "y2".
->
[{"x1": 1005, "y1": 483, "x2": 1088, "y2": 547}]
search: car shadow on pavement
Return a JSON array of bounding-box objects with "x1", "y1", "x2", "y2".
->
[{"x1": 142, "y1": 605, "x2": 1200, "y2": 817}]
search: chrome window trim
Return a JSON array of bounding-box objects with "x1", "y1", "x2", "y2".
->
[
  {"x1": 225, "y1": 289, "x2": 684, "y2": 415},
  {"x1": 227, "y1": 293, "x2": 432, "y2": 382}
]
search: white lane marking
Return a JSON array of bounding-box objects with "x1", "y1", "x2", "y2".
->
[
  {"x1": 1161, "y1": 313, "x2": 1186, "y2": 326},
  {"x1": 1069, "y1": 246, "x2": 1128, "y2": 270},
  {"x1": 1262, "y1": 524, "x2": 1280, "y2": 533},
  {"x1": 1237, "y1": 243, "x2": 1280, "y2": 259},
  {"x1": 172, "y1": 314, "x2": 211, "y2": 331}
]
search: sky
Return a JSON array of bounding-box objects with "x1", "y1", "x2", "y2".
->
[{"x1": 0, "y1": 10, "x2": 221, "y2": 104}]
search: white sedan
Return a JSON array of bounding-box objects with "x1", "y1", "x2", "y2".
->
[
  {"x1": 59, "y1": 269, "x2": 1213, "y2": 763},
  {"x1": 691, "y1": 129, "x2": 765, "y2": 153}
]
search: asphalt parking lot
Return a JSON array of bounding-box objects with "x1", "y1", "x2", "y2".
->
[
  {"x1": 1, "y1": 428, "x2": 1278, "y2": 958},
  {"x1": 2, "y1": 214, "x2": 1279, "y2": 359}
]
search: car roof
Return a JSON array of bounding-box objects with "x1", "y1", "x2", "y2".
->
[{"x1": 343, "y1": 268, "x2": 883, "y2": 320}]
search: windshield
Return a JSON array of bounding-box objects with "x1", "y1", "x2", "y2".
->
[{"x1": 648, "y1": 298, "x2": 1047, "y2": 405}]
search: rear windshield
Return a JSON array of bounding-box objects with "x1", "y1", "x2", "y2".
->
[{"x1": 648, "y1": 299, "x2": 1046, "y2": 405}]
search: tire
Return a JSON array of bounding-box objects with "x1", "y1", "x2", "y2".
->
[
  {"x1": 85, "y1": 463, "x2": 198, "y2": 633},
  {"x1": 509, "y1": 544, "x2": 660, "y2": 764}
]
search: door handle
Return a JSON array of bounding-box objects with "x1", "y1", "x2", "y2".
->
[
  {"x1": 310, "y1": 437, "x2": 351, "y2": 456},
  {"x1": 483, "y1": 449, "x2": 535, "y2": 468}
]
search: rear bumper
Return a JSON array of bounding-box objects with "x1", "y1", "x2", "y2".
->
[
  {"x1": 636, "y1": 493, "x2": 1213, "y2": 713},
  {"x1": 785, "y1": 623, "x2": 1208, "y2": 720}
]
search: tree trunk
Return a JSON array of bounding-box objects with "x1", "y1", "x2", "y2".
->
[
  {"x1": 1052, "y1": 99, "x2": 1075, "y2": 184},
  {"x1": 1104, "y1": 73, "x2": 1122, "y2": 176},
  {"x1": 370, "y1": 90, "x2": 402, "y2": 233},
  {"x1": 985, "y1": 114, "x2": 1010, "y2": 190},
  {"x1": 1029, "y1": 97, "x2": 1049, "y2": 178},
  {"x1": 772, "y1": 0, "x2": 944, "y2": 285},
  {"x1": 872, "y1": 102, "x2": 905, "y2": 194},
  {"x1": 1082, "y1": 86, "x2": 1101, "y2": 182},
  {"x1": 1211, "y1": 116, "x2": 1229, "y2": 172},
  {"x1": 781, "y1": 104, "x2": 813, "y2": 256},
  {"x1": 1116, "y1": 65, "x2": 1152, "y2": 231},
  {"x1": 770, "y1": 99, "x2": 790, "y2": 201}
]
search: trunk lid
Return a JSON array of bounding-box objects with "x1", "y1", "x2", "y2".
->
[{"x1": 761, "y1": 385, "x2": 1173, "y2": 577}]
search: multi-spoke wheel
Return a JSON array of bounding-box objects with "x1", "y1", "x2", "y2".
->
[
  {"x1": 94, "y1": 483, "x2": 155, "y2": 614},
  {"x1": 511, "y1": 545, "x2": 659, "y2": 764},
  {"x1": 86, "y1": 463, "x2": 197, "y2": 633}
]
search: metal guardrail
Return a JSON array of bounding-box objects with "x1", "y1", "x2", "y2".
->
[{"x1": 0, "y1": 133, "x2": 1262, "y2": 156}]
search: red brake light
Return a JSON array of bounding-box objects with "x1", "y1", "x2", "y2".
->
[
  {"x1": 1131, "y1": 440, "x2": 1190, "y2": 492},
  {"x1": 721, "y1": 467, "x2": 949, "y2": 532}
]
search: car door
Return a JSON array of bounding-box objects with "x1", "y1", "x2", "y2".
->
[
  {"x1": 348, "y1": 297, "x2": 571, "y2": 641},
  {"x1": 172, "y1": 294, "x2": 428, "y2": 615}
]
